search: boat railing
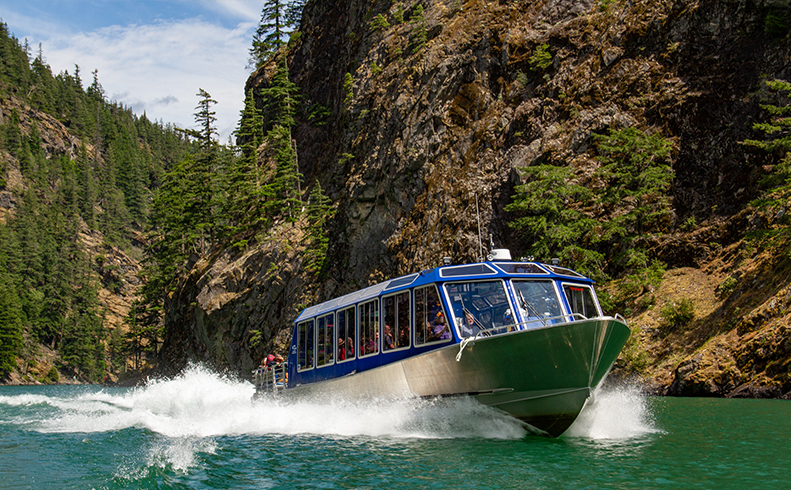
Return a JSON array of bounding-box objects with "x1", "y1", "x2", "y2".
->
[
  {"x1": 455, "y1": 313, "x2": 597, "y2": 362},
  {"x1": 253, "y1": 362, "x2": 288, "y2": 393},
  {"x1": 471, "y1": 313, "x2": 589, "y2": 340}
]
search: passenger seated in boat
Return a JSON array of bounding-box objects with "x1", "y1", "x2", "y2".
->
[
  {"x1": 338, "y1": 337, "x2": 347, "y2": 360},
  {"x1": 398, "y1": 326, "x2": 408, "y2": 347},
  {"x1": 461, "y1": 311, "x2": 482, "y2": 337},
  {"x1": 430, "y1": 312, "x2": 450, "y2": 340},
  {"x1": 383, "y1": 324, "x2": 395, "y2": 350},
  {"x1": 347, "y1": 337, "x2": 355, "y2": 357}
]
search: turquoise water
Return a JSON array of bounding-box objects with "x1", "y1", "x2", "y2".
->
[{"x1": 1, "y1": 366, "x2": 789, "y2": 489}]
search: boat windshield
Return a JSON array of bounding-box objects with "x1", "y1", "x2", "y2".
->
[
  {"x1": 444, "y1": 281, "x2": 513, "y2": 337},
  {"x1": 563, "y1": 283, "x2": 600, "y2": 318},
  {"x1": 512, "y1": 280, "x2": 563, "y2": 327}
]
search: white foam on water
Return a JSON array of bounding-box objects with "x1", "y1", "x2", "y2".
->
[
  {"x1": 22, "y1": 364, "x2": 526, "y2": 441},
  {"x1": 564, "y1": 383, "x2": 660, "y2": 440},
  {"x1": 3, "y1": 366, "x2": 662, "y2": 476}
]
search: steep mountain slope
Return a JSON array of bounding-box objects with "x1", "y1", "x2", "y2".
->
[
  {"x1": 0, "y1": 22, "x2": 192, "y2": 383},
  {"x1": 161, "y1": 0, "x2": 791, "y2": 396}
]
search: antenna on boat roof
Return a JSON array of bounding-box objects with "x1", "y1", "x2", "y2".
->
[{"x1": 476, "y1": 193, "x2": 483, "y2": 262}]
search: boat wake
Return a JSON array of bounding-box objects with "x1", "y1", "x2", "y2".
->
[
  {"x1": 1, "y1": 366, "x2": 659, "y2": 473},
  {"x1": 7, "y1": 365, "x2": 524, "y2": 441}
]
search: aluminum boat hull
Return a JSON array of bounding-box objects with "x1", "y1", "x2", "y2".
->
[{"x1": 286, "y1": 317, "x2": 630, "y2": 437}]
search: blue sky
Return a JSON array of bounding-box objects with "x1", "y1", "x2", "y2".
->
[{"x1": 0, "y1": 0, "x2": 263, "y2": 141}]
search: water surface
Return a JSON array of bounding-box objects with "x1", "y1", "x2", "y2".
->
[{"x1": 1, "y1": 366, "x2": 788, "y2": 489}]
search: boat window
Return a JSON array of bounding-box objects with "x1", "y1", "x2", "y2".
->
[
  {"x1": 546, "y1": 265, "x2": 584, "y2": 278},
  {"x1": 337, "y1": 306, "x2": 356, "y2": 362},
  {"x1": 384, "y1": 274, "x2": 419, "y2": 290},
  {"x1": 297, "y1": 319, "x2": 315, "y2": 371},
  {"x1": 358, "y1": 299, "x2": 379, "y2": 357},
  {"x1": 494, "y1": 263, "x2": 548, "y2": 275},
  {"x1": 439, "y1": 263, "x2": 497, "y2": 278},
  {"x1": 383, "y1": 291, "x2": 411, "y2": 352},
  {"x1": 444, "y1": 281, "x2": 512, "y2": 337},
  {"x1": 563, "y1": 284, "x2": 600, "y2": 318},
  {"x1": 415, "y1": 285, "x2": 451, "y2": 345},
  {"x1": 316, "y1": 313, "x2": 334, "y2": 367},
  {"x1": 512, "y1": 280, "x2": 563, "y2": 328}
]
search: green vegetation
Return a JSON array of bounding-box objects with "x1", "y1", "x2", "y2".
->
[
  {"x1": 717, "y1": 276, "x2": 738, "y2": 298},
  {"x1": 514, "y1": 71, "x2": 529, "y2": 88},
  {"x1": 393, "y1": 4, "x2": 405, "y2": 24},
  {"x1": 508, "y1": 126, "x2": 674, "y2": 284},
  {"x1": 505, "y1": 164, "x2": 604, "y2": 280},
  {"x1": 595, "y1": 127, "x2": 674, "y2": 239},
  {"x1": 410, "y1": 5, "x2": 427, "y2": 55},
  {"x1": 250, "y1": 0, "x2": 306, "y2": 68},
  {"x1": 660, "y1": 298, "x2": 695, "y2": 333},
  {"x1": 344, "y1": 72, "x2": 354, "y2": 106},
  {"x1": 371, "y1": 13, "x2": 390, "y2": 31},
  {"x1": 764, "y1": 8, "x2": 789, "y2": 38},
  {"x1": 303, "y1": 180, "x2": 336, "y2": 275},
  {"x1": 529, "y1": 44, "x2": 553, "y2": 71},
  {"x1": 743, "y1": 80, "x2": 791, "y2": 154},
  {"x1": 0, "y1": 22, "x2": 192, "y2": 381}
]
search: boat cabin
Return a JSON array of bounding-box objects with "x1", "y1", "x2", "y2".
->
[{"x1": 286, "y1": 257, "x2": 603, "y2": 389}]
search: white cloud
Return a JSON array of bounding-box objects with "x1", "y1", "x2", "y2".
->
[{"x1": 39, "y1": 18, "x2": 257, "y2": 141}]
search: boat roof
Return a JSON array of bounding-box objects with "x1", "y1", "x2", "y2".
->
[{"x1": 293, "y1": 260, "x2": 593, "y2": 323}]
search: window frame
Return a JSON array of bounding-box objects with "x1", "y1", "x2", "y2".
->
[
  {"x1": 443, "y1": 279, "x2": 515, "y2": 337},
  {"x1": 561, "y1": 282, "x2": 601, "y2": 319},
  {"x1": 414, "y1": 284, "x2": 452, "y2": 346},
  {"x1": 336, "y1": 306, "x2": 356, "y2": 364},
  {"x1": 511, "y1": 279, "x2": 564, "y2": 327},
  {"x1": 382, "y1": 290, "x2": 411, "y2": 353},
  {"x1": 296, "y1": 318, "x2": 315, "y2": 372},
  {"x1": 316, "y1": 312, "x2": 335, "y2": 369},
  {"x1": 358, "y1": 299, "x2": 380, "y2": 358}
]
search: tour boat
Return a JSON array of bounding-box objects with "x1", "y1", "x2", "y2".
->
[{"x1": 254, "y1": 250, "x2": 630, "y2": 437}]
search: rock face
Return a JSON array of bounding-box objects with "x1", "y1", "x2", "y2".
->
[{"x1": 162, "y1": 0, "x2": 791, "y2": 395}]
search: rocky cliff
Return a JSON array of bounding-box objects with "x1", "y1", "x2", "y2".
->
[{"x1": 161, "y1": 0, "x2": 791, "y2": 397}]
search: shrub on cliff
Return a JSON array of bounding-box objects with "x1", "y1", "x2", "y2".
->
[{"x1": 660, "y1": 299, "x2": 695, "y2": 334}]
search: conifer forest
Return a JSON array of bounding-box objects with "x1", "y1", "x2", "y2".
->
[{"x1": 2, "y1": 0, "x2": 791, "y2": 397}]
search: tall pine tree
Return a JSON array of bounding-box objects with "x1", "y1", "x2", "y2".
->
[{"x1": 250, "y1": 0, "x2": 291, "y2": 68}]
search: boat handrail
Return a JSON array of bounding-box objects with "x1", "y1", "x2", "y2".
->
[
  {"x1": 253, "y1": 362, "x2": 288, "y2": 393},
  {"x1": 615, "y1": 313, "x2": 627, "y2": 323},
  {"x1": 455, "y1": 313, "x2": 591, "y2": 362},
  {"x1": 473, "y1": 313, "x2": 589, "y2": 339}
]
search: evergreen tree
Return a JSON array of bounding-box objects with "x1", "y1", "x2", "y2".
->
[
  {"x1": 743, "y1": 80, "x2": 791, "y2": 152},
  {"x1": 285, "y1": 0, "x2": 307, "y2": 30},
  {"x1": 506, "y1": 164, "x2": 604, "y2": 279},
  {"x1": 226, "y1": 89, "x2": 271, "y2": 236},
  {"x1": 267, "y1": 124, "x2": 302, "y2": 222},
  {"x1": 303, "y1": 180, "x2": 334, "y2": 274},
  {"x1": 0, "y1": 278, "x2": 23, "y2": 378},
  {"x1": 260, "y1": 58, "x2": 300, "y2": 130},
  {"x1": 193, "y1": 88, "x2": 218, "y2": 152},
  {"x1": 250, "y1": 0, "x2": 291, "y2": 67},
  {"x1": 410, "y1": 5, "x2": 427, "y2": 54},
  {"x1": 738, "y1": 79, "x2": 791, "y2": 213},
  {"x1": 594, "y1": 127, "x2": 674, "y2": 239}
]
